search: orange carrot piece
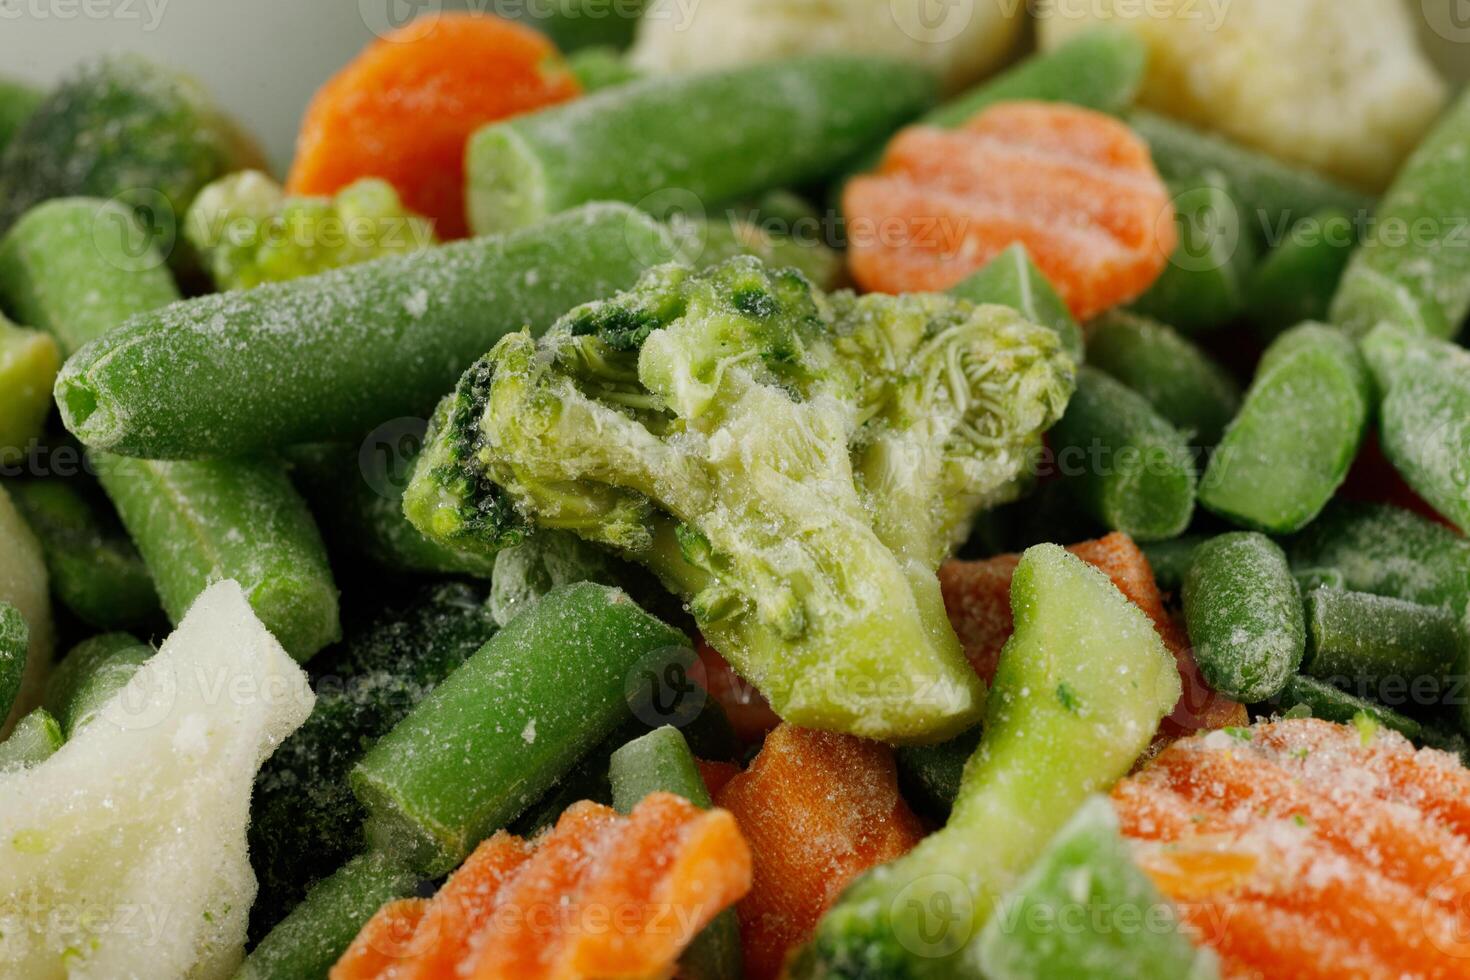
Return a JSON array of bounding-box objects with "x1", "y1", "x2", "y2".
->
[
  {"x1": 1179, "y1": 900, "x2": 1396, "y2": 980},
  {"x1": 936, "y1": 553, "x2": 1018, "y2": 681},
  {"x1": 286, "y1": 12, "x2": 580, "y2": 239},
  {"x1": 714, "y1": 724, "x2": 925, "y2": 980},
  {"x1": 843, "y1": 101, "x2": 1175, "y2": 320},
  {"x1": 696, "y1": 758, "x2": 742, "y2": 800},
  {"x1": 330, "y1": 898, "x2": 430, "y2": 980},
  {"x1": 397, "y1": 833, "x2": 532, "y2": 980},
  {"x1": 696, "y1": 641, "x2": 781, "y2": 743}
]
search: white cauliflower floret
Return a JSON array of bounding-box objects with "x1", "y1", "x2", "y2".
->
[
  {"x1": 0, "y1": 580, "x2": 313, "y2": 979},
  {"x1": 1039, "y1": 0, "x2": 1447, "y2": 190},
  {"x1": 631, "y1": 0, "x2": 1025, "y2": 94}
]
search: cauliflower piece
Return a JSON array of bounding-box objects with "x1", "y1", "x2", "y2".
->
[
  {"x1": 630, "y1": 0, "x2": 1025, "y2": 94},
  {"x1": 1039, "y1": 0, "x2": 1447, "y2": 190},
  {"x1": 0, "y1": 580, "x2": 313, "y2": 979}
]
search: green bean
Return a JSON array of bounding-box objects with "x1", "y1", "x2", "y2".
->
[
  {"x1": 0, "y1": 707, "x2": 61, "y2": 771},
  {"x1": 468, "y1": 56, "x2": 934, "y2": 235},
  {"x1": 1141, "y1": 536, "x2": 1206, "y2": 595},
  {"x1": 608, "y1": 725, "x2": 742, "y2": 980},
  {"x1": 1247, "y1": 208, "x2": 1357, "y2": 338},
  {"x1": 9, "y1": 479, "x2": 160, "y2": 629},
  {"x1": 56, "y1": 203, "x2": 677, "y2": 458},
  {"x1": 948, "y1": 243, "x2": 1084, "y2": 363},
  {"x1": 1200, "y1": 324, "x2": 1370, "y2": 533},
  {"x1": 351, "y1": 582, "x2": 688, "y2": 876},
  {"x1": 1361, "y1": 322, "x2": 1470, "y2": 532},
  {"x1": 1048, "y1": 366, "x2": 1197, "y2": 541},
  {"x1": 42, "y1": 632, "x2": 151, "y2": 738},
  {"x1": 0, "y1": 315, "x2": 58, "y2": 461},
  {"x1": 488, "y1": 528, "x2": 622, "y2": 627},
  {"x1": 0, "y1": 602, "x2": 26, "y2": 724},
  {"x1": 1129, "y1": 110, "x2": 1373, "y2": 242},
  {"x1": 566, "y1": 46, "x2": 642, "y2": 92},
  {"x1": 1294, "y1": 567, "x2": 1347, "y2": 594},
  {"x1": 1182, "y1": 532, "x2": 1304, "y2": 703},
  {"x1": 0, "y1": 483, "x2": 51, "y2": 732},
  {"x1": 1130, "y1": 171, "x2": 1258, "y2": 334},
  {"x1": 94, "y1": 454, "x2": 339, "y2": 661},
  {"x1": 235, "y1": 852, "x2": 418, "y2": 980},
  {"x1": 1289, "y1": 500, "x2": 1470, "y2": 618},
  {"x1": 0, "y1": 77, "x2": 42, "y2": 154},
  {"x1": 1085, "y1": 310, "x2": 1241, "y2": 446},
  {"x1": 502, "y1": 0, "x2": 647, "y2": 52},
  {"x1": 0, "y1": 198, "x2": 179, "y2": 355},
  {"x1": 894, "y1": 724, "x2": 983, "y2": 823},
  {"x1": 1332, "y1": 89, "x2": 1470, "y2": 338},
  {"x1": 1276, "y1": 674, "x2": 1430, "y2": 745},
  {"x1": 1302, "y1": 588, "x2": 1462, "y2": 707}
]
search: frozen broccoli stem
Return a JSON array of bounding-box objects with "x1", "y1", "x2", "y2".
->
[
  {"x1": 1128, "y1": 111, "x2": 1373, "y2": 241},
  {"x1": 56, "y1": 202, "x2": 677, "y2": 459},
  {"x1": 1361, "y1": 323, "x2": 1470, "y2": 532},
  {"x1": 488, "y1": 528, "x2": 623, "y2": 627},
  {"x1": 1247, "y1": 208, "x2": 1357, "y2": 338},
  {"x1": 1049, "y1": 367, "x2": 1197, "y2": 542},
  {"x1": 237, "y1": 852, "x2": 418, "y2": 980},
  {"x1": 1182, "y1": 533, "x2": 1305, "y2": 704},
  {"x1": 249, "y1": 582, "x2": 496, "y2": 938},
  {"x1": 350, "y1": 583, "x2": 689, "y2": 876},
  {"x1": 1130, "y1": 171, "x2": 1258, "y2": 334},
  {"x1": 0, "y1": 483, "x2": 52, "y2": 733},
  {"x1": 0, "y1": 314, "x2": 58, "y2": 461},
  {"x1": 185, "y1": 170, "x2": 435, "y2": 291},
  {"x1": 1333, "y1": 89, "x2": 1470, "y2": 338},
  {"x1": 1200, "y1": 324, "x2": 1370, "y2": 533},
  {"x1": 9, "y1": 478, "x2": 161, "y2": 630},
  {"x1": 0, "y1": 707, "x2": 62, "y2": 771},
  {"x1": 466, "y1": 55, "x2": 936, "y2": 235},
  {"x1": 405, "y1": 258, "x2": 1074, "y2": 741},
  {"x1": 0, "y1": 198, "x2": 180, "y2": 355},
  {"x1": 796, "y1": 545, "x2": 1181, "y2": 978},
  {"x1": 94, "y1": 454, "x2": 340, "y2": 661},
  {"x1": 1086, "y1": 311, "x2": 1241, "y2": 447},
  {"x1": 0, "y1": 580, "x2": 314, "y2": 979},
  {"x1": 948, "y1": 243, "x2": 1084, "y2": 364},
  {"x1": 1302, "y1": 587, "x2": 1462, "y2": 701},
  {"x1": 0, "y1": 54, "x2": 259, "y2": 247},
  {"x1": 0, "y1": 76, "x2": 42, "y2": 154},
  {"x1": 42, "y1": 632, "x2": 152, "y2": 738},
  {"x1": 0, "y1": 602, "x2": 26, "y2": 725},
  {"x1": 975, "y1": 796, "x2": 1218, "y2": 980}
]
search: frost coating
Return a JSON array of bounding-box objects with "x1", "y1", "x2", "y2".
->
[
  {"x1": 0, "y1": 580, "x2": 313, "y2": 979},
  {"x1": 0, "y1": 484, "x2": 52, "y2": 734}
]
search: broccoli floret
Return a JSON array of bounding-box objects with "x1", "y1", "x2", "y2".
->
[
  {"x1": 404, "y1": 257, "x2": 1074, "y2": 742},
  {"x1": 184, "y1": 170, "x2": 435, "y2": 290}
]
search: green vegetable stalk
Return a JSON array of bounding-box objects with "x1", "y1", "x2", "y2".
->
[{"x1": 405, "y1": 258, "x2": 1074, "y2": 742}]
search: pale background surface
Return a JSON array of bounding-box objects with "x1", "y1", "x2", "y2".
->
[{"x1": 1, "y1": 0, "x2": 1467, "y2": 172}]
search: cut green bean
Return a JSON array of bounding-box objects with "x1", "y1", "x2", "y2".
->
[
  {"x1": 468, "y1": 56, "x2": 934, "y2": 235},
  {"x1": 0, "y1": 314, "x2": 59, "y2": 460},
  {"x1": 1131, "y1": 171, "x2": 1258, "y2": 334},
  {"x1": 1129, "y1": 110, "x2": 1373, "y2": 243},
  {"x1": 42, "y1": 632, "x2": 152, "y2": 738},
  {"x1": 1200, "y1": 323, "x2": 1370, "y2": 533},
  {"x1": 0, "y1": 482, "x2": 52, "y2": 732},
  {"x1": 0, "y1": 198, "x2": 181, "y2": 354},
  {"x1": 1247, "y1": 208, "x2": 1357, "y2": 338},
  {"x1": 1141, "y1": 536, "x2": 1205, "y2": 595},
  {"x1": 566, "y1": 46, "x2": 643, "y2": 92},
  {"x1": 9, "y1": 479, "x2": 161, "y2": 629},
  {"x1": 504, "y1": 0, "x2": 646, "y2": 52},
  {"x1": 948, "y1": 243, "x2": 1084, "y2": 363},
  {"x1": 1302, "y1": 588, "x2": 1462, "y2": 707},
  {"x1": 0, "y1": 602, "x2": 26, "y2": 725},
  {"x1": 1294, "y1": 567, "x2": 1347, "y2": 594},
  {"x1": 56, "y1": 203, "x2": 676, "y2": 458},
  {"x1": 1049, "y1": 366, "x2": 1197, "y2": 541},
  {"x1": 1086, "y1": 310, "x2": 1241, "y2": 446},
  {"x1": 0, "y1": 707, "x2": 61, "y2": 771},
  {"x1": 894, "y1": 724, "x2": 984, "y2": 823},
  {"x1": 1182, "y1": 532, "x2": 1304, "y2": 703},
  {"x1": 351, "y1": 582, "x2": 688, "y2": 876},
  {"x1": 250, "y1": 581, "x2": 495, "y2": 939},
  {"x1": 1361, "y1": 323, "x2": 1470, "y2": 532},
  {"x1": 1332, "y1": 89, "x2": 1470, "y2": 338},
  {"x1": 1289, "y1": 500, "x2": 1470, "y2": 618},
  {"x1": 1276, "y1": 674, "x2": 1429, "y2": 745},
  {"x1": 608, "y1": 725, "x2": 742, "y2": 980},
  {"x1": 488, "y1": 528, "x2": 623, "y2": 627},
  {"x1": 235, "y1": 852, "x2": 418, "y2": 980},
  {"x1": 94, "y1": 454, "x2": 339, "y2": 661}
]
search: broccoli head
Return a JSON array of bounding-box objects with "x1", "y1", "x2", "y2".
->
[
  {"x1": 404, "y1": 257, "x2": 1075, "y2": 742},
  {"x1": 184, "y1": 170, "x2": 435, "y2": 290}
]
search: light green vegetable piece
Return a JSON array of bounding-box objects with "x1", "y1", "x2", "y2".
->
[
  {"x1": 0, "y1": 580, "x2": 314, "y2": 978},
  {"x1": 42, "y1": 632, "x2": 153, "y2": 738},
  {"x1": 0, "y1": 483, "x2": 52, "y2": 734},
  {"x1": 0, "y1": 313, "x2": 59, "y2": 461},
  {"x1": 949, "y1": 243, "x2": 1083, "y2": 364},
  {"x1": 185, "y1": 171, "x2": 435, "y2": 291},
  {"x1": 405, "y1": 257, "x2": 1075, "y2": 742},
  {"x1": 489, "y1": 529, "x2": 622, "y2": 627},
  {"x1": 794, "y1": 544, "x2": 1181, "y2": 978},
  {"x1": 0, "y1": 601, "x2": 28, "y2": 725},
  {"x1": 0, "y1": 707, "x2": 62, "y2": 771}
]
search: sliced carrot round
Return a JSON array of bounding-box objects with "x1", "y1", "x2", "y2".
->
[
  {"x1": 844, "y1": 101, "x2": 1176, "y2": 321},
  {"x1": 286, "y1": 12, "x2": 581, "y2": 239}
]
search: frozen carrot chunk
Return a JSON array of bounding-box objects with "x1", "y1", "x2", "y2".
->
[
  {"x1": 696, "y1": 641, "x2": 781, "y2": 743},
  {"x1": 331, "y1": 899, "x2": 430, "y2": 980}
]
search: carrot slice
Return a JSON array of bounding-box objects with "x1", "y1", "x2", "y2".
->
[
  {"x1": 844, "y1": 101, "x2": 1175, "y2": 320},
  {"x1": 714, "y1": 723, "x2": 925, "y2": 980},
  {"x1": 330, "y1": 898, "x2": 430, "y2": 980},
  {"x1": 397, "y1": 833, "x2": 532, "y2": 980},
  {"x1": 286, "y1": 12, "x2": 580, "y2": 239}
]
